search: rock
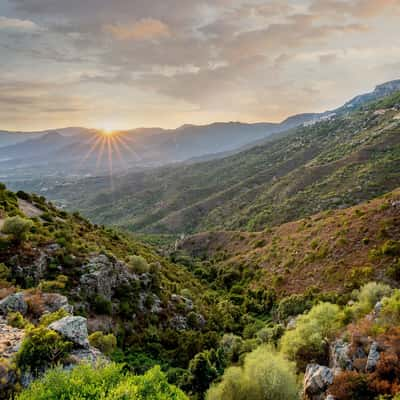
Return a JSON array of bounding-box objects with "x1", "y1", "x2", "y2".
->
[
  {"x1": 331, "y1": 340, "x2": 352, "y2": 371},
  {"x1": 325, "y1": 396, "x2": 335, "y2": 400},
  {"x1": 0, "y1": 292, "x2": 28, "y2": 316},
  {"x1": 170, "y1": 294, "x2": 193, "y2": 311},
  {"x1": 42, "y1": 293, "x2": 73, "y2": 314},
  {"x1": 49, "y1": 316, "x2": 89, "y2": 348},
  {"x1": 68, "y1": 346, "x2": 107, "y2": 365},
  {"x1": 0, "y1": 317, "x2": 25, "y2": 359},
  {"x1": 304, "y1": 364, "x2": 334, "y2": 400},
  {"x1": 170, "y1": 315, "x2": 188, "y2": 331},
  {"x1": 374, "y1": 301, "x2": 383, "y2": 318},
  {"x1": 286, "y1": 316, "x2": 298, "y2": 330},
  {"x1": 366, "y1": 341, "x2": 380, "y2": 372}
]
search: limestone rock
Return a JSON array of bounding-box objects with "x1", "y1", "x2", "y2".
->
[
  {"x1": 0, "y1": 317, "x2": 25, "y2": 359},
  {"x1": 304, "y1": 364, "x2": 334, "y2": 400},
  {"x1": 0, "y1": 292, "x2": 28, "y2": 316},
  {"x1": 366, "y1": 341, "x2": 380, "y2": 372},
  {"x1": 331, "y1": 340, "x2": 352, "y2": 371},
  {"x1": 49, "y1": 316, "x2": 89, "y2": 348},
  {"x1": 68, "y1": 346, "x2": 107, "y2": 365},
  {"x1": 42, "y1": 293, "x2": 73, "y2": 314}
]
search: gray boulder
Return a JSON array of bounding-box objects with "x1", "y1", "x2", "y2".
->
[
  {"x1": 304, "y1": 364, "x2": 334, "y2": 400},
  {"x1": 0, "y1": 293, "x2": 28, "y2": 316},
  {"x1": 366, "y1": 341, "x2": 380, "y2": 372},
  {"x1": 49, "y1": 316, "x2": 89, "y2": 348},
  {"x1": 42, "y1": 293, "x2": 73, "y2": 314}
]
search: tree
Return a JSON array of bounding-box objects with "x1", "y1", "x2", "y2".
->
[
  {"x1": 206, "y1": 345, "x2": 299, "y2": 400},
  {"x1": 189, "y1": 350, "x2": 218, "y2": 398},
  {"x1": 1, "y1": 216, "x2": 33, "y2": 243}
]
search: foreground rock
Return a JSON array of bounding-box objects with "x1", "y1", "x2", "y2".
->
[
  {"x1": 0, "y1": 293, "x2": 27, "y2": 316},
  {"x1": 0, "y1": 317, "x2": 24, "y2": 359},
  {"x1": 304, "y1": 364, "x2": 334, "y2": 400},
  {"x1": 49, "y1": 316, "x2": 89, "y2": 348}
]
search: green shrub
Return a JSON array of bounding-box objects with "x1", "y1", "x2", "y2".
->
[
  {"x1": 17, "y1": 363, "x2": 188, "y2": 400},
  {"x1": 16, "y1": 326, "x2": 72, "y2": 375},
  {"x1": 276, "y1": 294, "x2": 313, "y2": 321},
  {"x1": 7, "y1": 311, "x2": 28, "y2": 329},
  {"x1": 381, "y1": 240, "x2": 400, "y2": 256},
  {"x1": 206, "y1": 345, "x2": 299, "y2": 400},
  {"x1": 352, "y1": 282, "x2": 392, "y2": 317},
  {"x1": 378, "y1": 289, "x2": 400, "y2": 326},
  {"x1": 93, "y1": 295, "x2": 113, "y2": 315},
  {"x1": 280, "y1": 302, "x2": 342, "y2": 370},
  {"x1": 128, "y1": 255, "x2": 150, "y2": 274},
  {"x1": 39, "y1": 309, "x2": 69, "y2": 327},
  {"x1": 1, "y1": 216, "x2": 33, "y2": 243},
  {"x1": 89, "y1": 331, "x2": 117, "y2": 355},
  {"x1": 0, "y1": 358, "x2": 19, "y2": 400}
]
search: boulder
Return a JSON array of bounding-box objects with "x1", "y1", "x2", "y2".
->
[
  {"x1": 366, "y1": 341, "x2": 380, "y2": 372},
  {"x1": 304, "y1": 364, "x2": 334, "y2": 400},
  {"x1": 49, "y1": 316, "x2": 89, "y2": 348},
  {"x1": 68, "y1": 346, "x2": 106, "y2": 365},
  {"x1": 42, "y1": 293, "x2": 73, "y2": 314},
  {"x1": 0, "y1": 293, "x2": 28, "y2": 316}
]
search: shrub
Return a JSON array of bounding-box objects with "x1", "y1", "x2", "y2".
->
[
  {"x1": 0, "y1": 358, "x2": 19, "y2": 400},
  {"x1": 280, "y1": 302, "x2": 342, "y2": 370},
  {"x1": 1, "y1": 216, "x2": 33, "y2": 243},
  {"x1": 276, "y1": 294, "x2": 313, "y2": 321},
  {"x1": 17, "y1": 363, "x2": 188, "y2": 400},
  {"x1": 206, "y1": 345, "x2": 299, "y2": 400},
  {"x1": 39, "y1": 309, "x2": 69, "y2": 327},
  {"x1": 189, "y1": 350, "x2": 218, "y2": 396},
  {"x1": 379, "y1": 290, "x2": 400, "y2": 327},
  {"x1": 16, "y1": 326, "x2": 72, "y2": 375},
  {"x1": 7, "y1": 311, "x2": 28, "y2": 329},
  {"x1": 329, "y1": 371, "x2": 374, "y2": 400},
  {"x1": 93, "y1": 295, "x2": 113, "y2": 315},
  {"x1": 89, "y1": 331, "x2": 117, "y2": 355},
  {"x1": 128, "y1": 255, "x2": 150, "y2": 274}
]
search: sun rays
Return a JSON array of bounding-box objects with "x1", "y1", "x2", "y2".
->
[{"x1": 76, "y1": 130, "x2": 140, "y2": 190}]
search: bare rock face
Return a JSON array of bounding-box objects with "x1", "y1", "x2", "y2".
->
[
  {"x1": 0, "y1": 292, "x2": 28, "y2": 316},
  {"x1": 49, "y1": 316, "x2": 89, "y2": 348},
  {"x1": 69, "y1": 346, "x2": 106, "y2": 365},
  {"x1": 0, "y1": 317, "x2": 24, "y2": 359},
  {"x1": 304, "y1": 364, "x2": 334, "y2": 400},
  {"x1": 79, "y1": 255, "x2": 135, "y2": 301}
]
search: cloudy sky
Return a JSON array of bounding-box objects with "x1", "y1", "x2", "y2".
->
[{"x1": 0, "y1": 0, "x2": 399, "y2": 131}]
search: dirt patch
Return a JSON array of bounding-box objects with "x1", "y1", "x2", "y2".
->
[{"x1": 18, "y1": 199, "x2": 43, "y2": 218}]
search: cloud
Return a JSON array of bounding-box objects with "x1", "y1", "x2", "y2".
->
[
  {"x1": 105, "y1": 18, "x2": 171, "y2": 41},
  {"x1": 0, "y1": 15, "x2": 42, "y2": 32}
]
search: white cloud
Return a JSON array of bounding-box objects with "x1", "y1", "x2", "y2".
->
[{"x1": 0, "y1": 16, "x2": 42, "y2": 32}]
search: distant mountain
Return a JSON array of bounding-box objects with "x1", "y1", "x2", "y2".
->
[{"x1": 44, "y1": 88, "x2": 400, "y2": 234}]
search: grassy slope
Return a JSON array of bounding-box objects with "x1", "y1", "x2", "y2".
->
[
  {"x1": 178, "y1": 189, "x2": 400, "y2": 297},
  {"x1": 49, "y1": 92, "x2": 400, "y2": 235}
]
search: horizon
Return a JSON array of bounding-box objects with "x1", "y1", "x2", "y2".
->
[{"x1": 1, "y1": 0, "x2": 399, "y2": 131}]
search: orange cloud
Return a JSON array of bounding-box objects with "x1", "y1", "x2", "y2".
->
[{"x1": 105, "y1": 18, "x2": 171, "y2": 41}]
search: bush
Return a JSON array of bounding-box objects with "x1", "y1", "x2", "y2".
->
[
  {"x1": 379, "y1": 290, "x2": 400, "y2": 326},
  {"x1": 39, "y1": 309, "x2": 69, "y2": 327},
  {"x1": 206, "y1": 345, "x2": 299, "y2": 400},
  {"x1": 128, "y1": 255, "x2": 150, "y2": 274},
  {"x1": 89, "y1": 331, "x2": 117, "y2": 355},
  {"x1": 329, "y1": 371, "x2": 374, "y2": 400},
  {"x1": 17, "y1": 363, "x2": 189, "y2": 400},
  {"x1": 0, "y1": 358, "x2": 19, "y2": 400},
  {"x1": 276, "y1": 294, "x2": 312, "y2": 321},
  {"x1": 7, "y1": 311, "x2": 28, "y2": 329},
  {"x1": 280, "y1": 302, "x2": 342, "y2": 370},
  {"x1": 353, "y1": 282, "x2": 392, "y2": 317},
  {"x1": 1, "y1": 216, "x2": 33, "y2": 243},
  {"x1": 93, "y1": 295, "x2": 113, "y2": 315},
  {"x1": 16, "y1": 326, "x2": 72, "y2": 375}
]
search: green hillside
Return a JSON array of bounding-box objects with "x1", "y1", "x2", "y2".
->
[{"x1": 49, "y1": 92, "x2": 400, "y2": 235}]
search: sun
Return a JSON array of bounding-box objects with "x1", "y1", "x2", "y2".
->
[{"x1": 101, "y1": 128, "x2": 114, "y2": 136}]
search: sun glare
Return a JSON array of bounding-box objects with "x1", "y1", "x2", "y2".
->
[{"x1": 102, "y1": 128, "x2": 114, "y2": 136}]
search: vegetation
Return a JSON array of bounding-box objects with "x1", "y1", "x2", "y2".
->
[
  {"x1": 17, "y1": 363, "x2": 188, "y2": 400},
  {"x1": 206, "y1": 346, "x2": 299, "y2": 400}
]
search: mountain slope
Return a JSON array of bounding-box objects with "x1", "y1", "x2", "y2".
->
[
  {"x1": 177, "y1": 188, "x2": 400, "y2": 297},
  {"x1": 47, "y1": 89, "x2": 400, "y2": 235}
]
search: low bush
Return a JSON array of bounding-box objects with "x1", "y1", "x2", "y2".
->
[
  {"x1": 127, "y1": 255, "x2": 150, "y2": 274},
  {"x1": 17, "y1": 363, "x2": 188, "y2": 400},
  {"x1": 16, "y1": 326, "x2": 72, "y2": 375},
  {"x1": 39, "y1": 309, "x2": 69, "y2": 327},
  {"x1": 329, "y1": 371, "x2": 374, "y2": 400},
  {"x1": 1, "y1": 216, "x2": 33, "y2": 243},
  {"x1": 89, "y1": 331, "x2": 117, "y2": 355},
  {"x1": 7, "y1": 311, "x2": 28, "y2": 329}
]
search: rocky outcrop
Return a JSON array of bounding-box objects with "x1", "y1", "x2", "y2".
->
[
  {"x1": 331, "y1": 340, "x2": 352, "y2": 371},
  {"x1": 41, "y1": 293, "x2": 73, "y2": 314},
  {"x1": 49, "y1": 316, "x2": 89, "y2": 348},
  {"x1": 304, "y1": 364, "x2": 334, "y2": 400},
  {"x1": 0, "y1": 293, "x2": 28, "y2": 316},
  {"x1": 366, "y1": 341, "x2": 380, "y2": 372},
  {"x1": 68, "y1": 347, "x2": 106, "y2": 365}
]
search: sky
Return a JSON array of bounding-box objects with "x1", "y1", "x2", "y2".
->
[{"x1": 0, "y1": 0, "x2": 399, "y2": 131}]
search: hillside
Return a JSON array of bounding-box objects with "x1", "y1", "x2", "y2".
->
[
  {"x1": 47, "y1": 90, "x2": 400, "y2": 235},
  {"x1": 177, "y1": 188, "x2": 400, "y2": 297}
]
